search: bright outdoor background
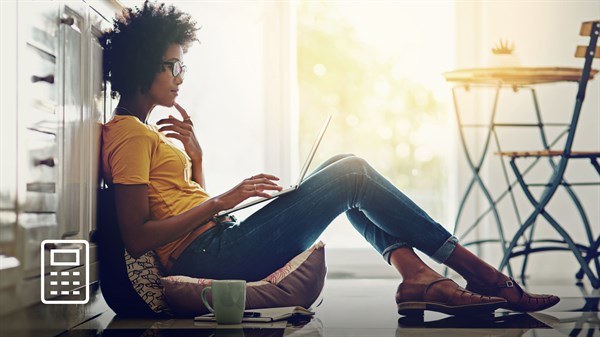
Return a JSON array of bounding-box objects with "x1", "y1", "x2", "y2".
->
[
  {"x1": 128, "y1": 0, "x2": 457, "y2": 250},
  {"x1": 295, "y1": 2, "x2": 456, "y2": 248}
]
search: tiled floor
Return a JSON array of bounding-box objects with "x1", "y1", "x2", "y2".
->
[{"x1": 60, "y1": 277, "x2": 599, "y2": 337}]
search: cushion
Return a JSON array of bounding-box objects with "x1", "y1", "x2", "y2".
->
[
  {"x1": 160, "y1": 241, "x2": 327, "y2": 316},
  {"x1": 124, "y1": 250, "x2": 171, "y2": 314},
  {"x1": 97, "y1": 187, "x2": 165, "y2": 317},
  {"x1": 98, "y1": 184, "x2": 326, "y2": 316}
]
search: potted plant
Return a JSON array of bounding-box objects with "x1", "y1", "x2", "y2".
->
[{"x1": 487, "y1": 39, "x2": 521, "y2": 68}]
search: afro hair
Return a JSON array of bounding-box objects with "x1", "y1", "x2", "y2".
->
[{"x1": 99, "y1": 1, "x2": 199, "y2": 99}]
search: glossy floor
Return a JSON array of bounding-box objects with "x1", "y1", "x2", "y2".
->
[{"x1": 62, "y1": 278, "x2": 599, "y2": 337}]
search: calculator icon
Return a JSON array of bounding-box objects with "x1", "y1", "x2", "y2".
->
[{"x1": 41, "y1": 240, "x2": 89, "y2": 304}]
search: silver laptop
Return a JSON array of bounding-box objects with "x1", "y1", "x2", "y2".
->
[{"x1": 218, "y1": 114, "x2": 332, "y2": 216}]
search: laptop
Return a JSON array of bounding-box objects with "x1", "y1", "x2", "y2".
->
[{"x1": 217, "y1": 114, "x2": 332, "y2": 216}]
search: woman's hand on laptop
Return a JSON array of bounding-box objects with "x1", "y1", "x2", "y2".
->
[{"x1": 215, "y1": 174, "x2": 283, "y2": 210}]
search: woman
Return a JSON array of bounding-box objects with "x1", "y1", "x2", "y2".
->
[{"x1": 100, "y1": 1, "x2": 559, "y2": 316}]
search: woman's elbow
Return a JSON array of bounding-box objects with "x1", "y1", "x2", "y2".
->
[
  {"x1": 122, "y1": 237, "x2": 150, "y2": 259},
  {"x1": 127, "y1": 250, "x2": 145, "y2": 259},
  {"x1": 125, "y1": 245, "x2": 148, "y2": 259}
]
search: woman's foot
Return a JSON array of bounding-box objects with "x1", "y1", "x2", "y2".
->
[
  {"x1": 396, "y1": 277, "x2": 507, "y2": 316},
  {"x1": 466, "y1": 272, "x2": 560, "y2": 312}
]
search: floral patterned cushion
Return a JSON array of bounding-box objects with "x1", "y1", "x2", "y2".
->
[{"x1": 160, "y1": 242, "x2": 327, "y2": 316}]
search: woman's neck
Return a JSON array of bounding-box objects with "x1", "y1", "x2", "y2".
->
[{"x1": 115, "y1": 97, "x2": 155, "y2": 123}]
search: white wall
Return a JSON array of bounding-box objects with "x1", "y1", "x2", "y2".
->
[
  {"x1": 147, "y1": 2, "x2": 297, "y2": 220},
  {"x1": 455, "y1": 1, "x2": 600, "y2": 281}
]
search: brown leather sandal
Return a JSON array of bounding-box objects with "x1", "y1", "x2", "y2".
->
[
  {"x1": 466, "y1": 277, "x2": 560, "y2": 312},
  {"x1": 396, "y1": 277, "x2": 507, "y2": 316}
]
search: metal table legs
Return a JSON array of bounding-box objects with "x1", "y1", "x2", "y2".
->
[{"x1": 451, "y1": 83, "x2": 597, "y2": 285}]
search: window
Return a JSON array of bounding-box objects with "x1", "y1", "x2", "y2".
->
[
  {"x1": 297, "y1": 2, "x2": 456, "y2": 248},
  {"x1": 138, "y1": 1, "x2": 457, "y2": 250}
]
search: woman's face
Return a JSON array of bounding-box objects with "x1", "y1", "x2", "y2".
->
[{"x1": 148, "y1": 43, "x2": 184, "y2": 107}]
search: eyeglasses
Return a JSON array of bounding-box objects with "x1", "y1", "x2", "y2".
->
[{"x1": 162, "y1": 60, "x2": 187, "y2": 79}]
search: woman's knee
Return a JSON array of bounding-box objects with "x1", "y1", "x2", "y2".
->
[
  {"x1": 328, "y1": 153, "x2": 356, "y2": 163},
  {"x1": 312, "y1": 154, "x2": 357, "y2": 174},
  {"x1": 333, "y1": 155, "x2": 371, "y2": 175},
  {"x1": 308, "y1": 155, "x2": 372, "y2": 185}
]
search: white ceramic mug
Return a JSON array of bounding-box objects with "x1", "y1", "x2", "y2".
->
[{"x1": 201, "y1": 280, "x2": 246, "y2": 324}]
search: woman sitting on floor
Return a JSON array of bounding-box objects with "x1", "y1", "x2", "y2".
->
[{"x1": 99, "y1": 0, "x2": 559, "y2": 316}]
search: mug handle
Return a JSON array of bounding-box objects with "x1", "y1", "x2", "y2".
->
[{"x1": 201, "y1": 286, "x2": 215, "y2": 313}]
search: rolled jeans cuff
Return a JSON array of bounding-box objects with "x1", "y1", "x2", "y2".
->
[
  {"x1": 382, "y1": 242, "x2": 411, "y2": 265},
  {"x1": 430, "y1": 235, "x2": 459, "y2": 264}
]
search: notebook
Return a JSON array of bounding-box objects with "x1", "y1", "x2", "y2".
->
[
  {"x1": 194, "y1": 306, "x2": 315, "y2": 323},
  {"x1": 217, "y1": 114, "x2": 332, "y2": 216}
]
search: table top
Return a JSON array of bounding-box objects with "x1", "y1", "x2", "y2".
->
[{"x1": 443, "y1": 67, "x2": 598, "y2": 85}]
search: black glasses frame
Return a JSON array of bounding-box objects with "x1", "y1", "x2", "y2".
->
[{"x1": 162, "y1": 60, "x2": 187, "y2": 79}]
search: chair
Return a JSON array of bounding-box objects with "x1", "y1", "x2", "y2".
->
[{"x1": 496, "y1": 21, "x2": 600, "y2": 288}]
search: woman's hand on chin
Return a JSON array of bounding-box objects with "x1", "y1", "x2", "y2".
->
[{"x1": 156, "y1": 102, "x2": 203, "y2": 161}]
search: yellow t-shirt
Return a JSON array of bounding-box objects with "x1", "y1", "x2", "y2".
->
[{"x1": 102, "y1": 115, "x2": 210, "y2": 267}]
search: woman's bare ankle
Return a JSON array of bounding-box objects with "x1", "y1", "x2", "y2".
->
[
  {"x1": 402, "y1": 266, "x2": 443, "y2": 284},
  {"x1": 468, "y1": 268, "x2": 506, "y2": 286}
]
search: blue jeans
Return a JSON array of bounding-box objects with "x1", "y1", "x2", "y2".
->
[{"x1": 171, "y1": 154, "x2": 458, "y2": 281}]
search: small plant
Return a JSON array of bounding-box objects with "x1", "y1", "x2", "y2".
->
[{"x1": 492, "y1": 39, "x2": 516, "y2": 55}]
